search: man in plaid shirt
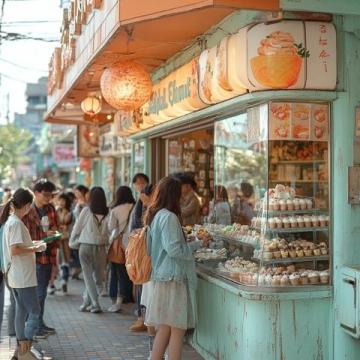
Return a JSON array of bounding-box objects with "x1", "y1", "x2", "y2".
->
[{"x1": 23, "y1": 179, "x2": 59, "y2": 338}]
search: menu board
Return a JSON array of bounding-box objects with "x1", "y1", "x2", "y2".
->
[{"x1": 269, "y1": 102, "x2": 329, "y2": 141}]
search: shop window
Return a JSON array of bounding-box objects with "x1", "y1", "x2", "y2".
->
[
  {"x1": 133, "y1": 141, "x2": 145, "y2": 175},
  {"x1": 167, "y1": 128, "x2": 214, "y2": 207}
]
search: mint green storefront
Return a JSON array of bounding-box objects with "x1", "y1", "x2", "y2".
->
[{"x1": 125, "y1": 3, "x2": 360, "y2": 359}]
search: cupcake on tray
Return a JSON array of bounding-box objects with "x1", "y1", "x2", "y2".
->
[
  {"x1": 297, "y1": 216, "x2": 304, "y2": 228},
  {"x1": 311, "y1": 215, "x2": 319, "y2": 228},
  {"x1": 289, "y1": 273, "x2": 300, "y2": 286},
  {"x1": 287, "y1": 199, "x2": 294, "y2": 211},
  {"x1": 279, "y1": 199, "x2": 287, "y2": 211},
  {"x1": 300, "y1": 272, "x2": 309, "y2": 285},
  {"x1": 281, "y1": 274, "x2": 290, "y2": 286},
  {"x1": 282, "y1": 218, "x2": 290, "y2": 229},
  {"x1": 293, "y1": 198, "x2": 300, "y2": 210},
  {"x1": 289, "y1": 216, "x2": 298, "y2": 228},
  {"x1": 271, "y1": 275, "x2": 282, "y2": 287},
  {"x1": 320, "y1": 270, "x2": 330, "y2": 284},
  {"x1": 299, "y1": 199, "x2": 307, "y2": 210},
  {"x1": 308, "y1": 271, "x2": 320, "y2": 284},
  {"x1": 304, "y1": 215, "x2": 312, "y2": 228},
  {"x1": 313, "y1": 246, "x2": 321, "y2": 256},
  {"x1": 306, "y1": 198, "x2": 313, "y2": 210},
  {"x1": 268, "y1": 218, "x2": 276, "y2": 229}
]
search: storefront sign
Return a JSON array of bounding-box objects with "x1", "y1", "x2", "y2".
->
[
  {"x1": 146, "y1": 58, "x2": 206, "y2": 121},
  {"x1": 242, "y1": 21, "x2": 336, "y2": 91},
  {"x1": 199, "y1": 38, "x2": 246, "y2": 104},
  {"x1": 52, "y1": 143, "x2": 77, "y2": 168},
  {"x1": 137, "y1": 20, "x2": 336, "y2": 130},
  {"x1": 77, "y1": 124, "x2": 100, "y2": 157}
]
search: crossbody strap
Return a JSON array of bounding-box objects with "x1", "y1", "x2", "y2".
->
[{"x1": 119, "y1": 205, "x2": 134, "y2": 237}]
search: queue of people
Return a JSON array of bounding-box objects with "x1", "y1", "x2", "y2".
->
[{"x1": 0, "y1": 171, "x2": 254, "y2": 360}]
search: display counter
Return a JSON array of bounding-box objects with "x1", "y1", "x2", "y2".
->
[
  {"x1": 191, "y1": 268, "x2": 331, "y2": 360},
  {"x1": 187, "y1": 100, "x2": 332, "y2": 360}
]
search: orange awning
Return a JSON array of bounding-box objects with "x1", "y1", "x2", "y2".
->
[{"x1": 45, "y1": 0, "x2": 280, "y2": 124}]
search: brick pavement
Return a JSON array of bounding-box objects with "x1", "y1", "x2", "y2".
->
[{"x1": 0, "y1": 281, "x2": 203, "y2": 360}]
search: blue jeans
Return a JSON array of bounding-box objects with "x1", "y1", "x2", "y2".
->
[
  {"x1": 7, "y1": 284, "x2": 16, "y2": 335},
  {"x1": 36, "y1": 264, "x2": 52, "y2": 330},
  {"x1": 109, "y1": 262, "x2": 133, "y2": 303},
  {"x1": 0, "y1": 277, "x2": 4, "y2": 339},
  {"x1": 13, "y1": 287, "x2": 40, "y2": 341}
]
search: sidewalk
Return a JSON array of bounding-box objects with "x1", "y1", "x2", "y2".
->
[{"x1": 0, "y1": 281, "x2": 203, "y2": 360}]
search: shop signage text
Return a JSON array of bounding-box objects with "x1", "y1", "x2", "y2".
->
[{"x1": 149, "y1": 78, "x2": 192, "y2": 115}]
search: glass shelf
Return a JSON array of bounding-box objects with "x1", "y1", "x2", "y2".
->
[
  {"x1": 252, "y1": 255, "x2": 329, "y2": 265},
  {"x1": 272, "y1": 160, "x2": 326, "y2": 165},
  {"x1": 212, "y1": 234, "x2": 258, "y2": 248},
  {"x1": 269, "y1": 179, "x2": 328, "y2": 183},
  {"x1": 255, "y1": 209, "x2": 327, "y2": 216},
  {"x1": 252, "y1": 227, "x2": 329, "y2": 233}
]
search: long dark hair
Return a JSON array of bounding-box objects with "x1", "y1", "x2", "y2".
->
[
  {"x1": 58, "y1": 192, "x2": 72, "y2": 211},
  {"x1": 89, "y1": 187, "x2": 108, "y2": 216},
  {"x1": 0, "y1": 188, "x2": 34, "y2": 225},
  {"x1": 215, "y1": 185, "x2": 228, "y2": 203},
  {"x1": 112, "y1": 186, "x2": 135, "y2": 209},
  {"x1": 144, "y1": 176, "x2": 182, "y2": 226}
]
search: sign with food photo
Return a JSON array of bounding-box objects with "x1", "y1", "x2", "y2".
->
[
  {"x1": 269, "y1": 102, "x2": 291, "y2": 140},
  {"x1": 311, "y1": 104, "x2": 329, "y2": 141},
  {"x1": 292, "y1": 103, "x2": 311, "y2": 140},
  {"x1": 246, "y1": 21, "x2": 336, "y2": 91}
]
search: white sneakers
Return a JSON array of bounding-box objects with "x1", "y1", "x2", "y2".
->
[{"x1": 107, "y1": 297, "x2": 123, "y2": 312}]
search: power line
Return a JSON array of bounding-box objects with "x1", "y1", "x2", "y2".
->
[
  {"x1": 0, "y1": 72, "x2": 32, "y2": 83},
  {"x1": 2, "y1": 21, "x2": 60, "y2": 27},
  {"x1": 0, "y1": 57, "x2": 47, "y2": 72},
  {"x1": 0, "y1": 30, "x2": 58, "y2": 42}
]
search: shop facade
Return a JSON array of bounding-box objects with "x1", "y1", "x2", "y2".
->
[{"x1": 45, "y1": 1, "x2": 360, "y2": 359}]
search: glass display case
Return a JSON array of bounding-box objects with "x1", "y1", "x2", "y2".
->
[{"x1": 194, "y1": 101, "x2": 331, "y2": 290}]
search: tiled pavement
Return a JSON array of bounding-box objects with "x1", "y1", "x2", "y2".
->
[{"x1": 0, "y1": 281, "x2": 203, "y2": 360}]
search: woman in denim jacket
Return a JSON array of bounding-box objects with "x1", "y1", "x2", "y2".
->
[{"x1": 144, "y1": 176, "x2": 208, "y2": 360}]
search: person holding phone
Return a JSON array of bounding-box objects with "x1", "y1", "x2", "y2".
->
[{"x1": 2, "y1": 188, "x2": 47, "y2": 360}]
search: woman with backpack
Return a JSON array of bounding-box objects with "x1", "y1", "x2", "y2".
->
[
  {"x1": 144, "y1": 176, "x2": 208, "y2": 360},
  {"x1": 107, "y1": 186, "x2": 135, "y2": 312},
  {"x1": 1, "y1": 188, "x2": 47, "y2": 360},
  {"x1": 69, "y1": 187, "x2": 109, "y2": 313}
]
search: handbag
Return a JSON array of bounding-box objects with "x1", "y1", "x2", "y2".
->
[{"x1": 107, "y1": 207, "x2": 133, "y2": 264}]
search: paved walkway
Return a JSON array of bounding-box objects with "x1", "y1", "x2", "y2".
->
[{"x1": 0, "y1": 280, "x2": 203, "y2": 360}]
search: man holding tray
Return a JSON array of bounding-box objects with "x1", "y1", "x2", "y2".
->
[{"x1": 23, "y1": 179, "x2": 59, "y2": 339}]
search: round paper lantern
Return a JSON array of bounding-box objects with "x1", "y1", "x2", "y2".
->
[
  {"x1": 81, "y1": 95, "x2": 102, "y2": 116},
  {"x1": 100, "y1": 61, "x2": 152, "y2": 111}
]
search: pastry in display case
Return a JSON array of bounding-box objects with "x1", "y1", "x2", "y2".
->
[{"x1": 193, "y1": 101, "x2": 331, "y2": 290}]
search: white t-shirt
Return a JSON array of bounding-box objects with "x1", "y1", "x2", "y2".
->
[{"x1": 3, "y1": 214, "x2": 37, "y2": 288}]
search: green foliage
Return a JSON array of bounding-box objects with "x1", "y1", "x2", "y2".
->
[{"x1": 0, "y1": 124, "x2": 32, "y2": 180}]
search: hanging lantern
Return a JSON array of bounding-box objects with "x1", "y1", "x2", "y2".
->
[
  {"x1": 100, "y1": 60, "x2": 152, "y2": 111},
  {"x1": 81, "y1": 95, "x2": 102, "y2": 116}
]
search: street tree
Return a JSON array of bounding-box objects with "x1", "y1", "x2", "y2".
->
[{"x1": 0, "y1": 124, "x2": 32, "y2": 180}]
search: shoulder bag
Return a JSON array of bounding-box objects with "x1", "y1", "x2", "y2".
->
[{"x1": 107, "y1": 207, "x2": 133, "y2": 264}]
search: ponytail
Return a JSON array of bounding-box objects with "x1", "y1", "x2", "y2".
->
[
  {"x1": 0, "y1": 200, "x2": 13, "y2": 226},
  {"x1": 0, "y1": 188, "x2": 33, "y2": 226}
]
